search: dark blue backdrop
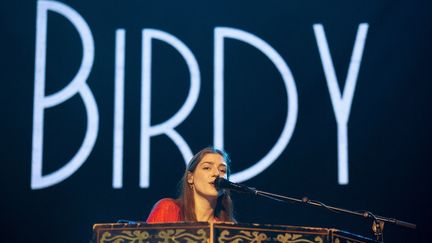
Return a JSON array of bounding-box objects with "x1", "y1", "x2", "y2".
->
[{"x1": 1, "y1": 0, "x2": 430, "y2": 242}]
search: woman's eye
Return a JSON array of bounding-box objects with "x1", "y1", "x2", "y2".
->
[{"x1": 203, "y1": 167, "x2": 210, "y2": 170}]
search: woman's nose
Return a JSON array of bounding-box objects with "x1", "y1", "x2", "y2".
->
[{"x1": 212, "y1": 168, "x2": 220, "y2": 176}]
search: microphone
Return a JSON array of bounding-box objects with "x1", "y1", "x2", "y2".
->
[{"x1": 214, "y1": 177, "x2": 257, "y2": 194}]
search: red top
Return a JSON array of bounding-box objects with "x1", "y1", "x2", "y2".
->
[
  {"x1": 146, "y1": 198, "x2": 182, "y2": 223},
  {"x1": 146, "y1": 198, "x2": 222, "y2": 223}
]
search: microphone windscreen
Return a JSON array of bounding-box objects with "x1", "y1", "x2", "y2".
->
[{"x1": 214, "y1": 177, "x2": 228, "y2": 190}]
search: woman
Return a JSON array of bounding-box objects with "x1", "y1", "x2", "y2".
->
[{"x1": 146, "y1": 146, "x2": 235, "y2": 223}]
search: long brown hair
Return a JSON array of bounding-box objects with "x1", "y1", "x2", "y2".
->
[{"x1": 176, "y1": 146, "x2": 235, "y2": 222}]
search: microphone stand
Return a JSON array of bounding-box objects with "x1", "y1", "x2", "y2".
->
[{"x1": 239, "y1": 187, "x2": 416, "y2": 242}]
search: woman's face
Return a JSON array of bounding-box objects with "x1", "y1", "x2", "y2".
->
[{"x1": 188, "y1": 153, "x2": 228, "y2": 199}]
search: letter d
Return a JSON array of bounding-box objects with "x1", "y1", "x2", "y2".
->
[{"x1": 31, "y1": 0, "x2": 98, "y2": 189}]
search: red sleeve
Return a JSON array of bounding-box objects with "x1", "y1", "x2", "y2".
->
[{"x1": 146, "y1": 198, "x2": 182, "y2": 223}]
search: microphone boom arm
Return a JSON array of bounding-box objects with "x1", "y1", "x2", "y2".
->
[{"x1": 219, "y1": 178, "x2": 416, "y2": 241}]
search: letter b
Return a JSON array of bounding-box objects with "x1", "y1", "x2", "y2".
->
[{"x1": 31, "y1": 0, "x2": 98, "y2": 189}]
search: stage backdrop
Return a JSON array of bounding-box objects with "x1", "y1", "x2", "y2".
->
[{"x1": 1, "y1": 0, "x2": 430, "y2": 242}]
